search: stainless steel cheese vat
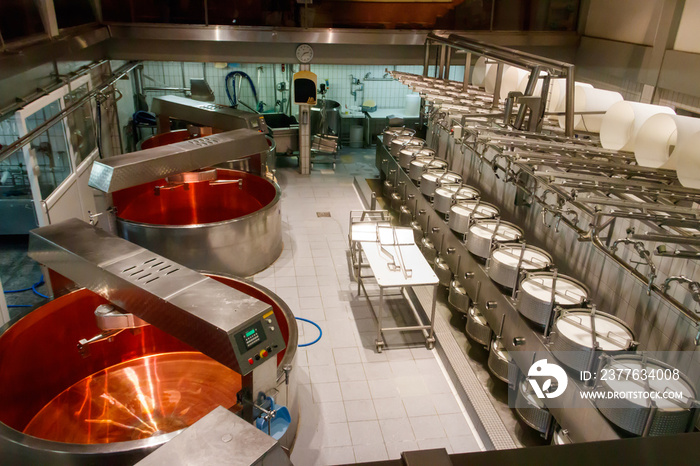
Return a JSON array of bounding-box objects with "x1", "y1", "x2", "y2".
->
[
  {"x1": 487, "y1": 243, "x2": 552, "y2": 289},
  {"x1": 447, "y1": 201, "x2": 500, "y2": 234},
  {"x1": 113, "y1": 169, "x2": 282, "y2": 277},
  {"x1": 390, "y1": 136, "x2": 425, "y2": 158},
  {"x1": 434, "y1": 255, "x2": 453, "y2": 287},
  {"x1": 432, "y1": 184, "x2": 480, "y2": 214},
  {"x1": 466, "y1": 307, "x2": 492, "y2": 346},
  {"x1": 488, "y1": 339, "x2": 510, "y2": 383},
  {"x1": 399, "y1": 147, "x2": 435, "y2": 170},
  {"x1": 409, "y1": 157, "x2": 447, "y2": 182},
  {"x1": 420, "y1": 170, "x2": 462, "y2": 198},
  {"x1": 466, "y1": 220, "x2": 523, "y2": 259},
  {"x1": 515, "y1": 379, "x2": 553, "y2": 434},
  {"x1": 551, "y1": 308, "x2": 635, "y2": 372},
  {"x1": 383, "y1": 127, "x2": 415, "y2": 147},
  {"x1": 594, "y1": 355, "x2": 696, "y2": 436},
  {"x1": 516, "y1": 272, "x2": 588, "y2": 326},
  {"x1": 448, "y1": 279, "x2": 470, "y2": 313}
]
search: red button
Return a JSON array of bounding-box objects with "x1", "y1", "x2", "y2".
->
[
  {"x1": 248, "y1": 358, "x2": 254, "y2": 365},
  {"x1": 260, "y1": 350, "x2": 268, "y2": 358}
]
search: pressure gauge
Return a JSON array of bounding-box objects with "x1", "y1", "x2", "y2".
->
[{"x1": 296, "y1": 44, "x2": 314, "y2": 63}]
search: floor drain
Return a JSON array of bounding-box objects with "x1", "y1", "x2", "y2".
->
[{"x1": 316, "y1": 212, "x2": 331, "y2": 217}]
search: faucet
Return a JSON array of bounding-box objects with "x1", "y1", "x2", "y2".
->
[
  {"x1": 610, "y1": 237, "x2": 657, "y2": 295},
  {"x1": 662, "y1": 276, "x2": 700, "y2": 305}
]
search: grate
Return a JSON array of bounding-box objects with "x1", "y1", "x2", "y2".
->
[{"x1": 316, "y1": 212, "x2": 331, "y2": 218}]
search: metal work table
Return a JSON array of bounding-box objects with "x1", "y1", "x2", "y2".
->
[{"x1": 356, "y1": 225, "x2": 439, "y2": 352}]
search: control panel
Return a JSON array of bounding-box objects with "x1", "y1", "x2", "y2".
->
[{"x1": 231, "y1": 310, "x2": 286, "y2": 375}]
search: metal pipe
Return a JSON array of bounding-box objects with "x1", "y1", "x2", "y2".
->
[
  {"x1": 423, "y1": 39, "x2": 431, "y2": 78},
  {"x1": 444, "y1": 46, "x2": 452, "y2": 80},
  {"x1": 0, "y1": 61, "x2": 141, "y2": 165},
  {"x1": 438, "y1": 45, "x2": 447, "y2": 80},
  {"x1": 564, "y1": 65, "x2": 575, "y2": 137},
  {"x1": 492, "y1": 62, "x2": 503, "y2": 109}
]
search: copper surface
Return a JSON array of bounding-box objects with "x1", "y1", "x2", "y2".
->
[
  {"x1": 23, "y1": 352, "x2": 241, "y2": 444},
  {"x1": 112, "y1": 169, "x2": 276, "y2": 225},
  {"x1": 140, "y1": 130, "x2": 199, "y2": 149}
]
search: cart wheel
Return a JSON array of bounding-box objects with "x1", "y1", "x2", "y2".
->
[{"x1": 375, "y1": 340, "x2": 384, "y2": 353}]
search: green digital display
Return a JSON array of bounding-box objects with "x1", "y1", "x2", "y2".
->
[{"x1": 245, "y1": 329, "x2": 256, "y2": 338}]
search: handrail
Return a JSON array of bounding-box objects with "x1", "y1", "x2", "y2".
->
[
  {"x1": 424, "y1": 32, "x2": 576, "y2": 137},
  {"x1": 0, "y1": 61, "x2": 141, "y2": 165}
]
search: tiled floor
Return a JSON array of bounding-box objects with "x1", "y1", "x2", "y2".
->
[{"x1": 255, "y1": 150, "x2": 483, "y2": 464}]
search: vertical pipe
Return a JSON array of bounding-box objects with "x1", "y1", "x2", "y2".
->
[
  {"x1": 462, "y1": 52, "x2": 471, "y2": 92},
  {"x1": 514, "y1": 65, "x2": 541, "y2": 129},
  {"x1": 444, "y1": 47, "x2": 452, "y2": 80},
  {"x1": 204, "y1": 0, "x2": 209, "y2": 25},
  {"x1": 423, "y1": 39, "x2": 431, "y2": 78},
  {"x1": 492, "y1": 62, "x2": 503, "y2": 109},
  {"x1": 180, "y1": 62, "x2": 187, "y2": 92},
  {"x1": 438, "y1": 45, "x2": 447, "y2": 80},
  {"x1": 564, "y1": 65, "x2": 575, "y2": 137}
]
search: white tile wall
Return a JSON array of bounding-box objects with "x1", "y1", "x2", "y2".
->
[{"x1": 140, "y1": 61, "x2": 462, "y2": 118}]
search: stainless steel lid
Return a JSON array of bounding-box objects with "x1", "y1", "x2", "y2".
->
[
  {"x1": 410, "y1": 157, "x2": 447, "y2": 170},
  {"x1": 468, "y1": 220, "x2": 523, "y2": 242},
  {"x1": 520, "y1": 273, "x2": 587, "y2": 306},
  {"x1": 391, "y1": 136, "x2": 424, "y2": 147},
  {"x1": 450, "y1": 201, "x2": 499, "y2": 219},
  {"x1": 421, "y1": 170, "x2": 462, "y2": 184},
  {"x1": 555, "y1": 309, "x2": 634, "y2": 352},
  {"x1": 600, "y1": 356, "x2": 696, "y2": 410},
  {"x1": 399, "y1": 147, "x2": 434, "y2": 158},
  {"x1": 490, "y1": 244, "x2": 552, "y2": 271},
  {"x1": 434, "y1": 184, "x2": 479, "y2": 199}
]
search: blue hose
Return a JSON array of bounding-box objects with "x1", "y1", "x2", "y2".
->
[
  {"x1": 8, "y1": 305, "x2": 32, "y2": 308},
  {"x1": 224, "y1": 71, "x2": 259, "y2": 109},
  {"x1": 295, "y1": 317, "x2": 322, "y2": 347},
  {"x1": 3, "y1": 275, "x2": 49, "y2": 302}
]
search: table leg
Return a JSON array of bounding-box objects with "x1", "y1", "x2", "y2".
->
[
  {"x1": 376, "y1": 286, "x2": 385, "y2": 352},
  {"x1": 357, "y1": 249, "x2": 362, "y2": 294},
  {"x1": 426, "y1": 284, "x2": 438, "y2": 350}
]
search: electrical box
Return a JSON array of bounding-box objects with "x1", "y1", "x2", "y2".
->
[{"x1": 293, "y1": 70, "x2": 317, "y2": 106}]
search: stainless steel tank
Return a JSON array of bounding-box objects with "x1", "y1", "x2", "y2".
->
[
  {"x1": 515, "y1": 378, "x2": 553, "y2": 433},
  {"x1": 0, "y1": 274, "x2": 298, "y2": 465},
  {"x1": 516, "y1": 272, "x2": 588, "y2": 326},
  {"x1": 447, "y1": 201, "x2": 499, "y2": 235},
  {"x1": 448, "y1": 279, "x2": 470, "y2": 313},
  {"x1": 383, "y1": 127, "x2": 415, "y2": 147},
  {"x1": 594, "y1": 355, "x2": 696, "y2": 436},
  {"x1": 488, "y1": 339, "x2": 511, "y2": 383},
  {"x1": 465, "y1": 307, "x2": 492, "y2": 346},
  {"x1": 432, "y1": 184, "x2": 480, "y2": 215},
  {"x1": 399, "y1": 147, "x2": 435, "y2": 171},
  {"x1": 420, "y1": 170, "x2": 462, "y2": 198},
  {"x1": 466, "y1": 220, "x2": 523, "y2": 259},
  {"x1": 487, "y1": 243, "x2": 552, "y2": 289},
  {"x1": 112, "y1": 168, "x2": 282, "y2": 277},
  {"x1": 408, "y1": 157, "x2": 447, "y2": 183},
  {"x1": 550, "y1": 308, "x2": 635, "y2": 372}
]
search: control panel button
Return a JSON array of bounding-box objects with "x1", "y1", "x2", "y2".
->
[
  {"x1": 248, "y1": 358, "x2": 254, "y2": 365},
  {"x1": 255, "y1": 354, "x2": 261, "y2": 361},
  {"x1": 260, "y1": 349, "x2": 268, "y2": 358},
  {"x1": 267, "y1": 346, "x2": 272, "y2": 353}
]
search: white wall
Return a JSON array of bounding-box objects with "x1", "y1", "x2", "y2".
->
[
  {"x1": 584, "y1": 0, "x2": 663, "y2": 45},
  {"x1": 141, "y1": 61, "x2": 464, "y2": 116},
  {"x1": 674, "y1": 0, "x2": 700, "y2": 53}
]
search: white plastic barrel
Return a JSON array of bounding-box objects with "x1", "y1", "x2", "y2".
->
[{"x1": 600, "y1": 101, "x2": 675, "y2": 152}]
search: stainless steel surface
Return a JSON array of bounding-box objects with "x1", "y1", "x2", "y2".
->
[
  {"x1": 399, "y1": 147, "x2": 434, "y2": 170},
  {"x1": 432, "y1": 184, "x2": 480, "y2": 215},
  {"x1": 447, "y1": 201, "x2": 499, "y2": 235},
  {"x1": 135, "y1": 406, "x2": 288, "y2": 466},
  {"x1": 434, "y1": 256, "x2": 452, "y2": 287},
  {"x1": 595, "y1": 355, "x2": 696, "y2": 436},
  {"x1": 487, "y1": 339, "x2": 510, "y2": 383},
  {"x1": 466, "y1": 220, "x2": 523, "y2": 260},
  {"x1": 487, "y1": 243, "x2": 552, "y2": 289},
  {"x1": 377, "y1": 144, "x2": 624, "y2": 443},
  {"x1": 420, "y1": 170, "x2": 462, "y2": 198},
  {"x1": 516, "y1": 272, "x2": 588, "y2": 326},
  {"x1": 151, "y1": 96, "x2": 264, "y2": 131},
  {"x1": 448, "y1": 279, "x2": 470, "y2": 313},
  {"x1": 390, "y1": 136, "x2": 425, "y2": 158},
  {"x1": 27, "y1": 218, "x2": 285, "y2": 376},
  {"x1": 383, "y1": 127, "x2": 416, "y2": 148},
  {"x1": 550, "y1": 308, "x2": 635, "y2": 373},
  {"x1": 465, "y1": 306, "x2": 492, "y2": 346},
  {"x1": 114, "y1": 169, "x2": 282, "y2": 278},
  {"x1": 515, "y1": 379, "x2": 553, "y2": 434},
  {"x1": 409, "y1": 157, "x2": 447, "y2": 182},
  {"x1": 89, "y1": 129, "x2": 269, "y2": 193}
]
